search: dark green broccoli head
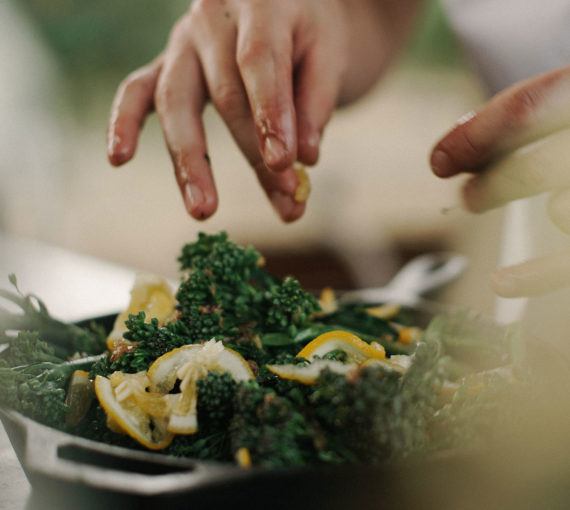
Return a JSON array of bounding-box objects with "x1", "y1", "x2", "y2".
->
[
  {"x1": 179, "y1": 232, "x2": 262, "y2": 283},
  {"x1": 230, "y1": 381, "x2": 316, "y2": 468},
  {"x1": 96, "y1": 312, "x2": 193, "y2": 375},
  {"x1": 309, "y1": 364, "x2": 441, "y2": 464},
  {"x1": 7, "y1": 362, "x2": 78, "y2": 428},
  {"x1": 197, "y1": 372, "x2": 237, "y2": 431},
  {"x1": 176, "y1": 232, "x2": 319, "y2": 342},
  {"x1": 263, "y1": 277, "x2": 320, "y2": 334},
  {"x1": 166, "y1": 431, "x2": 232, "y2": 462}
]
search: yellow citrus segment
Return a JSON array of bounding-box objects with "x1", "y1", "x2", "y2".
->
[
  {"x1": 148, "y1": 342, "x2": 254, "y2": 392},
  {"x1": 267, "y1": 360, "x2": 358, "y2": 385},
  {"x1": 361, "y1": 354, "x2": 412, "y2": 375},
  {"x1": 107, "y1": 274, "x2": 176, "y2": 350},
  {"x1": 297, "y1": 330, "x2": 386, "y2": 363},
  {"x1": 94, "y1": 375, "x2": 174, "y2": 450},
  {"x1": 147, "y1": 341, "x2": 254, "y2": 435}
]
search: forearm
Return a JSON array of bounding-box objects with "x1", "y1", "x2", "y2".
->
[{"x1": 339, "y1": 0, "x2": 424, "y2": 105}]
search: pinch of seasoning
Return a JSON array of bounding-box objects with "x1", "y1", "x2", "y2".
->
[
  {"x1": 235, "y1": 447, "x2": 252, "y2": 469},
  {"x1": 293, "y1": 163, "x2": 311, "y2": 203}
]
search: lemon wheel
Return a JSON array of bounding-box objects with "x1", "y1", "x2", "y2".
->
[
  {"x1": 267, "y1": 360, "x2": 358, "y2": 385},
  {"x1": 94, "y1": 375, "x2": 174, "y2": 450},
  {"x1": 148, "y1": 341, "x2": 254, "y2": 435},
  {"x1": 297, "y1": 330, "x2": 386, "y2": 363}
]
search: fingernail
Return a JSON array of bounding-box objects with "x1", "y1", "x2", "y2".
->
[
  {"x1": 108, "y1": 134, "x2": 125, "y2": 163},
  {"x1": 264, "y1": 136, "x2": 288, "y2": 167},
  {"x1": 184, "y1": 182, "x2": 204, "y2": 215},
  {"x1": 431, "y1": 150, "x2": 454, "y2": 177}
]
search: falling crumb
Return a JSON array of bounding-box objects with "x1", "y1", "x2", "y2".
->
[{"x1": 293, "y1": 163, "x2": 311, "y2": 203}]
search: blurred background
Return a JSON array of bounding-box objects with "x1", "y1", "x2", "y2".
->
[{"x1": 0, "y1": 0, "x2": 504, "y2": 317}]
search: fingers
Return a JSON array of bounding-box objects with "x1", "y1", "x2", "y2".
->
[
  {"x1": 431, "y1": 67, "x2": 570, "y2": 178},
  {"x1": 155, "y1": 23, "x2": 217, "y2": 220},
  {"x1": 108, "y1": 58, "x2": 162, "y2": 166},
  {"x1": 492, "y1": 250, "x2": 570, "y2": 298},
  {"x1": 462, "y1": 128, "x2": 570, "y2": 213},
  {"x1": 294, "y1": 44, "x2": 342, "y2": 165},
  {"x1": 254, "y1": 164, "x2": 306, "y2": 222},
  {"x1": 192, "y1": 6, "x2": 305, "y2": 222},
  {"x1": 235, "y1": 5, "x2": 298, "y2": 172}
]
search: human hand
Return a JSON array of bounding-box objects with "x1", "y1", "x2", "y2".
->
[
  {"x1": 107, "y1": 0, "x2": 352, "y2": 222},
  {"x1": 430, "y1": 66, "x2": 570, "y2": 297}
]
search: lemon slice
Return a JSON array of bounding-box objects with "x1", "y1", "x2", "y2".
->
[
  {"x1": 148, "y1": 342, "x2": 254, "y2": 391},
  {"x1": 267, "y1": 360, "x2": 358, "y2": 385},
  {"x1": 107, "y1": 274, "x2": 176, "y2": 350},
  {"x1": 361, "y1": 354, "x2": 412, "y2": 375},
  {"x1": 147, "y1": 341, "x2": 254, "y2": 434},
  {"x1": 297, "y1": 330, "x2": 386, "y2": 363},
  {"x1": 94, "y1": 375, "x2": 174, "y2": 450}
]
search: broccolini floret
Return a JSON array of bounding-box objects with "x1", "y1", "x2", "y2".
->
[
  {"x1": 0, "y1": 361, "x2": 88, "y2": 428},
  {"x1": 94, "y1": 312, "x2": 193, "y2": 374},
  {"x1": 263, "y1": 277, "x2": 320, "y2": 335},
  {"x1": 0, "y1": 275, "x2": 105, "y2": 357},
  {"x1": 0, "y1": 234, "x2": 526, "y2": 471},
  {"x1": 197, "y1": 372, "x2": 237, "y2": 431},
  {"x1": 1, "y1": 331, "x2": 61, "y2": 367},
  {"x1": 175, "y1": 232, "x2": 319, "y2": 342},
  {"x1": 230, "y1": 381, "x2": 316, "y2": 468}
]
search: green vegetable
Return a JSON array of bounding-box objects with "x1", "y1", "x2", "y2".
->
[
  {"x1": 1, "y1": 331, "x2": 61, "y2": 367},
  {"x1": 196, "y1": 372, "x2": 237, "y2": 431},
  {"x1": 90, "y1": 312, "x2": 193, "y2": 375},
  {"x1": 0, "y1": 275, "x2": 105, "y2": 357},
  {"x1": 0, "y1": 232, "x2": 527, "y2": 470},
  {"x1": 176, "y1": 232, "x2": 319, "y2": 342},
  {"x1": 0, "y1": 357, "x2": 101, "y2": 428},
  {"x1": 230, "y1": 381, "x2": 316, "y2": 468}
]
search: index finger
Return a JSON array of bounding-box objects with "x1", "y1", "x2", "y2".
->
[{"x1": 431, "y1": 67, "x2": 570, "y2": 178}]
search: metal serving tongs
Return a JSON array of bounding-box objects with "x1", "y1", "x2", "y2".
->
[{"x1": 338, "y1": 253, "x2": 468, "y2": 313}]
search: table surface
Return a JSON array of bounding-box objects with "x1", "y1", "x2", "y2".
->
[{"x1": 0, "y1": 232, "x2": 156, "y2": 510}]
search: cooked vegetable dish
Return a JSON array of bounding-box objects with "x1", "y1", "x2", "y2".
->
[{"x1": 0, "y1": 232, "x2": 525, "y2": 468}]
